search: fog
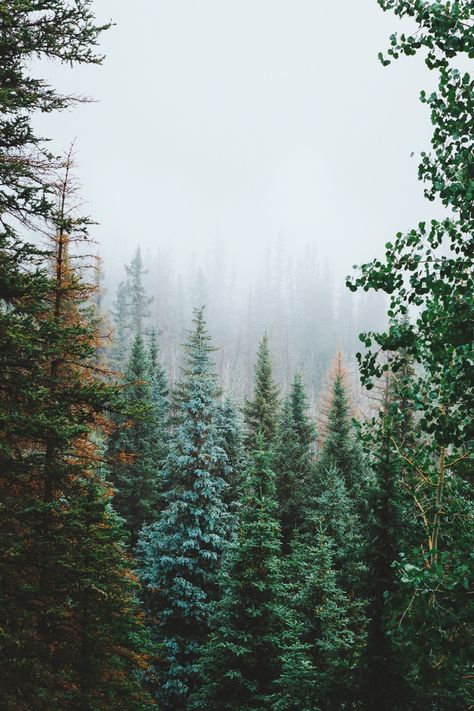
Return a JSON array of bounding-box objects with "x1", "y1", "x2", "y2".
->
[
  {"x1": 33, "y1": 0, "x2": 445, "y2": 403},
  {"x1": 36, "y1": 1, "x2": 442, "y2": 271}
]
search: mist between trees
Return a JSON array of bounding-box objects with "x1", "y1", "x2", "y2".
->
[{"x1": 102, "y1": 242, "x2": 387, "y2": 409}]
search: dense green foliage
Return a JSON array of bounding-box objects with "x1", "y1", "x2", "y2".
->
[
  {"x1": 1, "y1": 0, "x2": 471, "y2": 709},
  {"x1": 137, "y1": 309, "x2": 231, "y2": 709},
  {"x1": 273, "y1": 374, "x2": 315, "y2": 551},
  {"x1": 193, "y1": 443, "x2": 283, "y2": 711},
  {"x1": 244, "y1": 333, "x2": 280, "y2": 449},
  {"x1": 107, "y1": 333, "x2": 168, "y2": 550}
]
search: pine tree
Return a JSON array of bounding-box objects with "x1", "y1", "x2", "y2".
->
[
  {"x1": 110, "y1": 279, "x2": 132, "y2": 371},
  {"x1": 310, "y1": 464, "x2": 365, "y2": 592},
  {"x1": 276, "y1": 536, "x2": 366, "y2": 711},
  {"x1": 109, "y1": 249, "x2": 153, "y2": 372},
  {"x1": 317, "y1": 353, "x2": 367, "y2": 507},
  {"x1": 273, "y1": 374, "x2": 315, "y2": 551},
  {"x1": 107, "y1": 332, "x2": 165, "y2": 550},
  {"x1": 59, "y1": 476, "x2": 155, "y2": 711},
  {"x1": 214, "y1": 395, "x2": 245, "y2": 508},
  {"x1": 359, "y1": 377, "x2": 410, "y2": 710},
  {"x1": 0, "y1": 155, "x2": 153, "y2": 708},
  {"x1": 244, "y1": 333, "x2": 280, "y2": 450},
  {"x1": 148, "y1": 327, "x2": 169, "y2": 431},
  {"x1": 137, "y1": 307, "x2": 230, "y2": 709},
  {"x1": 192, "y1": 442, "x2": 283, "y2": 711},
  {"x1": 125, "y1": 247, "x2": 153, "y2": 336}
]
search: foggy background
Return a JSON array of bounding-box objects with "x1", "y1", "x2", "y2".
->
[{"x1": 33, "y1": 0, "x2": 446, "y2": 405}]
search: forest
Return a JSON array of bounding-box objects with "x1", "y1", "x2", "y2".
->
[{"x1": 0, "y1": 1, "x2": 472, "y2": 710}]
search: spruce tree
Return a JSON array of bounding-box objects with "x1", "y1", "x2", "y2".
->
[
  {"x1": 137, "y1": 307, "x2": 230, "y2": 709},
  {"x1": 276, "y1": 536, "x2": 366, "y2": 711},
  {"x1": 0, "y1": 157, "x2": 153, "y2": 708},
  {"x1": 214, "y1": 395, "x2": 245, "y2": 508},
  {"x1": 273, "y1": 374, "x2": 315, "y2": 551},
  {"x1": 359, "y1": 386, "x2": 409, "y2": 710},
  {"x1": 192, "y1": 441, "x2": 283, "y2": 711},
  {"x1": 310, "y1": 464, "x2": 365, "y2": 591},
  {"x1": 59, "y1": 476, "x2": 155, "y2": 711},
  {"x1": 317, "y1": 353, "x2": 367, "y2": 507},
  {"x1": 109, "y1": 279, "x2": 132, "y2": 371},
  {"x1": 148, "y1": 327, "x2": 169, "y2": 432},
  {"x1": 125, "y1": 247, "x2": 153, "y2": 336},
  {"x1": 244, "y1": 333, "x2": 280, "y2": 450},
  {"x1": 107, "y1": 332, "x2": 166, "y2": 550},
  {"x1": 109, "y1": 249, "x2": 153, "y2": 371}
]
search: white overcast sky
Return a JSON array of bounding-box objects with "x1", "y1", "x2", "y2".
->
[{"x1": 36, "y1": 0, "x2": 443, "y2": 281}]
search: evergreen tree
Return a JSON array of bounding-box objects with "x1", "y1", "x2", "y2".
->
[
  {"x1": 109, "y1": 249, "x2": 153, "y2": 372},
  {"x1": 214, "y1": 395, "x2": 245, "y2": 508},
  {"x1": 125, "y1": 247, "x2": 153, "y2": 336},
  {"x1": 276, "y1": 536, "x2": 366, "y2": 711},
  {"x1": 59, "y1": 476, "x2": 154, "y2": 711},
  {"x1": 107, "y1": 332, "x2": 165, "y2": 550},
  {"x1": 359, "y1": 388, "x2": 410, "y2": 710},
  {"x1": 110, "y1": 279, "x2": 132, "y2": 371},
  {"x1": 310, "y1": 464, "x2": 365, "y2": 591},
  {"x1": 137, "y1": 307, "x2": 230, "y2": 709},
  {"x1": 148, "y1": 327, "x2": 169, "y2": 430},
  {"x1": 317, "y1": 353, "x2": 367, "y2": 506},
  {"x1": 244, "y1": 333, "x2": 280, "y2": 450},
  {"x1": 273, "y1": 374, "x2": 315, "y2": 551},
  {"x1": 192, "y1": 442, "x2": 283, "y2": 711},
  {"x1": 0, "y1": 156, "x2": 153, "y2": 708}
]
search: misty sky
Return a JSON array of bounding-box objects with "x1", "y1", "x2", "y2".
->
[{"x1": 36, "y1": 0, "x2": 444, "y2": 282}]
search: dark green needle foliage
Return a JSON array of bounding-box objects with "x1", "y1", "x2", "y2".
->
[
  {"x1": 358, "y1": 377, "x2": 412, "y2": 710},
  {"x1": 244, "y1": 333, "x2": 280, "y2": 450},
  {"x1": 109, "y1": 249, "x2": 154, "y2": 372},
  {"x1": 215, "y1": 395, "x2": 245, "y2": 508},
  {"x1": 109, "y1": 280, "x2": 133, "y2": 371},
  {"x1": 107, "y1": 332, "x2": 167, "y2": 550},
  {"x1": 192, "y1": 441, "x2": 283, "y2": 711},
  {"x1": 137, "y1": 308, "x2": 231, "y2": 710},
  {"x1": 125, "y1": 247, "x2": 154, "y2": 337},
  {"x1": 148, "y1": 327, "x2": 169, "y2": 431},
  {"x1": 276, "y1": 536, "x2": 366, "y2": 711},
  {"x1": 317, "y1": 356, "x2": 367, "y2": 508},
  {"x1": 0, "y1": 186, "x2": 154, "y2": 708},
  {"x1": 56, "y1": 476, "x2": 155, "y2": 711},
  {"x1": 273, "y1": 374, "x2": 316, "y2": 551},
  {"x1": 0, "y1": 3, "x2": 153, "y2": 707},
  {"x1": 310, "y1": 464, "x2": 365, "y2": 592}
]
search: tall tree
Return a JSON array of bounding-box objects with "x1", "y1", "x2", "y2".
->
[
  {"x1": 348, "y1": 4, "x2": 474, "y2": 705},
  {"x1": 317, "y1": 353, "x2": 367, "y2": 506},
  {"x1": 0, "y1": 156, "x2": 153, "y2": 709},
  {"x1": 359, "y1": 373, "x2": 412, "y2": 710},
  {"x1": 275, "y1": 535, "x2": 366, "y2": 711},
  {"x1": 214, "y1": 395, "x2": 245, "y2": 508},
  {"x1": 137, "y1": 308, "x2": 230, "y2": 710},
  {"x1": 109, "y1": 249, "x2": 153, "y2": 372},
  {"x1": 125, "y1": 247, "x2": 153, "y2": 336},
  {"x1": 273, "y1": 374, "x2": 315, "y2": 552},
  {"x1": 192, "y1": 441, "x2": 283, "y2": 711},
  {"x1": 148, "y1": 327, "x2": 169, "y2": 430},
  {"x1": 107, "y1": 332, "x2": 165, "y2": 550},
  {"x1": 109, "y1": 279, "x2": 132, "y2": 371},
  {"x1": 244, "y1": 333, "x2": 280, "y2": 450}
]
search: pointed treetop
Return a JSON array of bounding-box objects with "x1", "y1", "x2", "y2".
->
[
  {"x1": 244, "y1": 332, "x2": 280, "y2": 449},
  {"x1": 317, "y1": 351, "x2": 354, "y2": 445}
]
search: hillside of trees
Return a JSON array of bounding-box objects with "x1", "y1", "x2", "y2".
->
[{"x1": 0, "y1": 1, "x2": 472, "y2": 710}]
